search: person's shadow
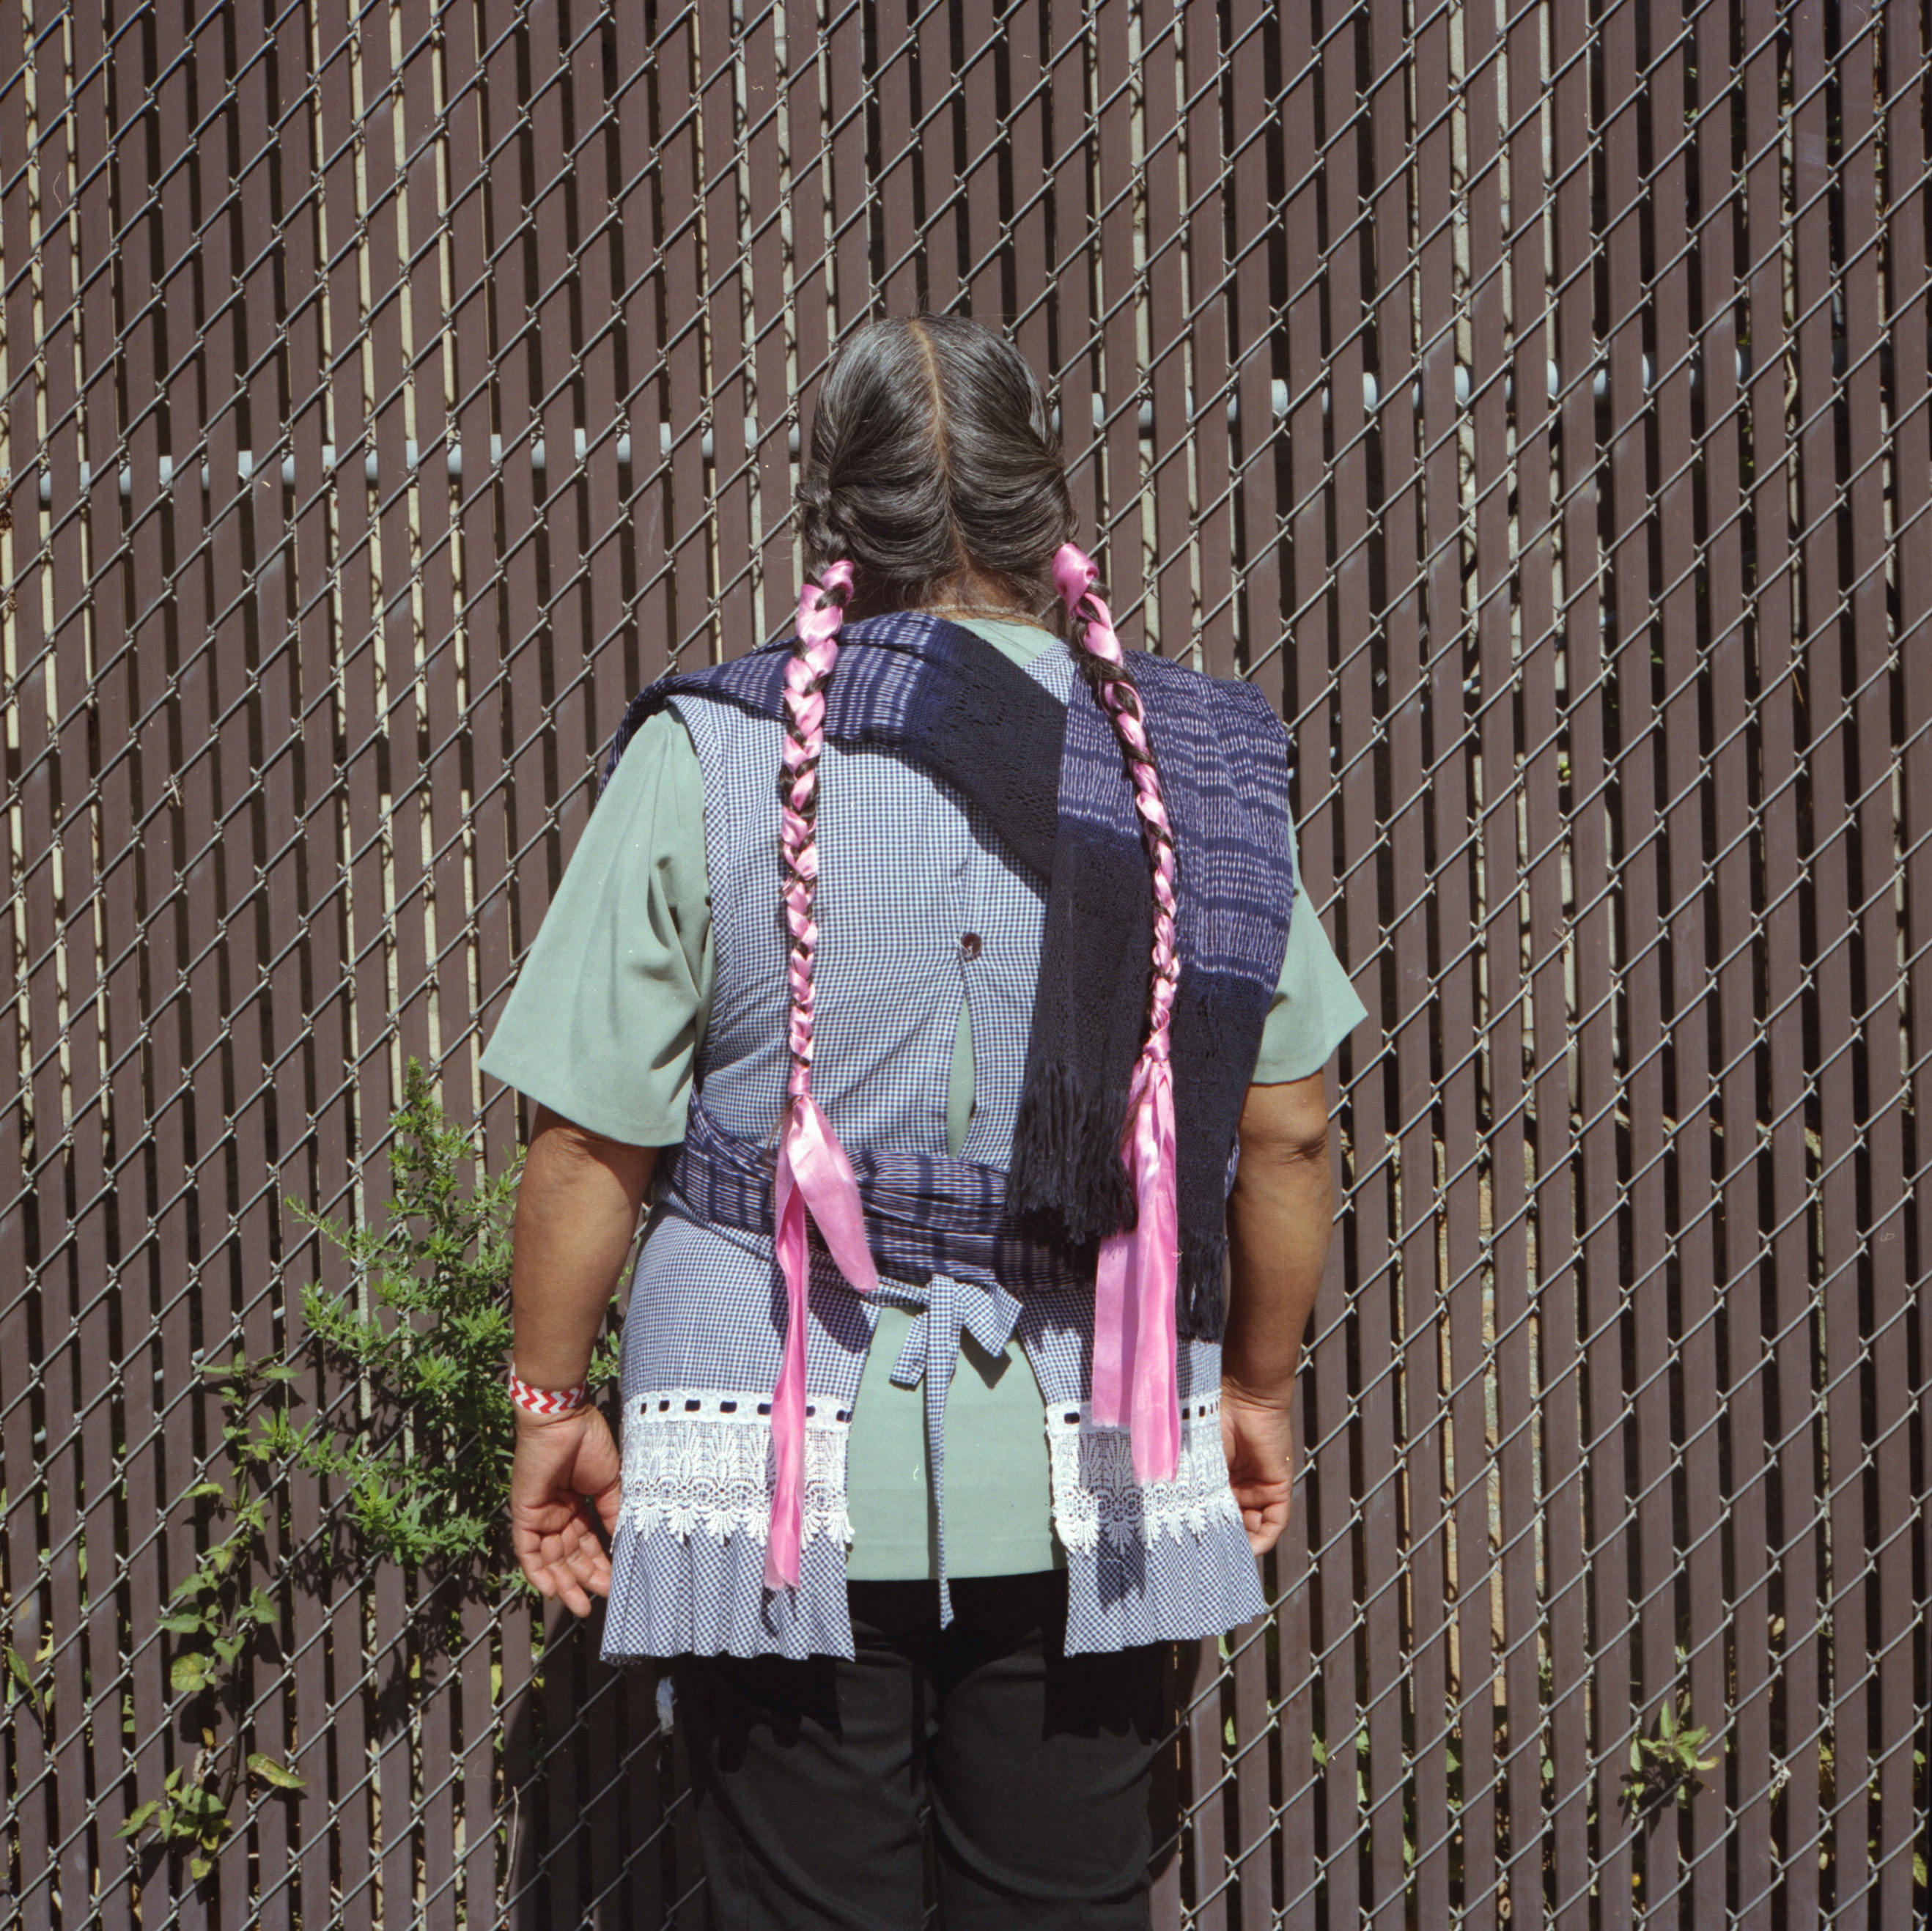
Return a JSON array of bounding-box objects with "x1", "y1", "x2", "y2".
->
[{"x1": 498, "y1": 1596, "x2": 704, "y2": 1928}]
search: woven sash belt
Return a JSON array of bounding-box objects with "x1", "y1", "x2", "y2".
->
[{"x1": 662, "y1": 1095, "x2": 1080, "y2": 1622}]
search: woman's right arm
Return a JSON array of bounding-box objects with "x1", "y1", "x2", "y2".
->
[{"x1": 1219, "y1": 1071, "x2": 1335, "y2": 1555}]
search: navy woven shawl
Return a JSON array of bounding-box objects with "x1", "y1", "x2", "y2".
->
[{"x1": 597, "y1": 609, "x2": 1296, "y2": 1340}]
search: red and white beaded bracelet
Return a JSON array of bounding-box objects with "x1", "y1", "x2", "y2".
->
[{"x1": 506, "y1": 1369, "x2": 589, "y2": 1417}]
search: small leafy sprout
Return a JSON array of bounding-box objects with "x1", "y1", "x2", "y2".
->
[
  {"x1": 1621, "y1": 1691, "x2": 1719, "y2": 1816},
  {"x1": 117, "y1": 1749, "x2": 248, "y2": 1882},
  {"x1": 4, "y1": 1628, "x2": 51, "y2": 1728}
]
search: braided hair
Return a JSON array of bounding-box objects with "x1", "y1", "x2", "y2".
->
[
  {"x1": 777, "y1": 559, "x2": 855, "y2": 1116},
  {"x1": 1053, "y1": 547, "x2": 1180, "y2": 1068}
]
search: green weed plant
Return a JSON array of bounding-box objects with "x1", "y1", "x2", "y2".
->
[{"x1": 126, "y1": 1057, "x2": 621, "y2": 1880}]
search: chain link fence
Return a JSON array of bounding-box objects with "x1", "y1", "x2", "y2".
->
[{"x1": 4, "y1": 0, "x2": 1929, "y2": 1924}]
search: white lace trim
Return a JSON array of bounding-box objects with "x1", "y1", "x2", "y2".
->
[
  {"x1": 1044, "y1": 1395, "x2": 1242, "y2": 1553},
  {"x1": 619, "y1": 1387, "x2": 853, "y2": 1548}
]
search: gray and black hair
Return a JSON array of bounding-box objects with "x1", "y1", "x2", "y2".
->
[{"x1": 796, "y1": 313, "x2": 1077, "y2": 635}]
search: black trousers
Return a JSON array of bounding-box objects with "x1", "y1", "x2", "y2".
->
[{"x1": 669, "y1": 1571, "x2": 1167, "y2": 1930}]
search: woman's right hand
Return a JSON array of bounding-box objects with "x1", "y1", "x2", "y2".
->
[{"x1": 509, "y1": 1404, "x2": 624, "y2": 1617}]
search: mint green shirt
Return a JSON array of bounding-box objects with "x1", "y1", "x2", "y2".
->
[{"x1": 479, "y1": 617, "x2": 1369, "y2": 1579}]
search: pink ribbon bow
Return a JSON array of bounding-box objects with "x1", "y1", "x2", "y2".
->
[
  {"x1": 765, "y1": 559, "x2": 879, "y2": 1592},
  {"x1": 1054, "y1": 541, "x2": 1182, "y2": 1485}
]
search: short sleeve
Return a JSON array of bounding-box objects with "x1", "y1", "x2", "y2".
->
[
  {"x1": 476, "y1": 709, "x2": 713, "y2": 1143},
  {"x1": 1250, "y1": 800, "x2": 1371, "y2": 1083}
]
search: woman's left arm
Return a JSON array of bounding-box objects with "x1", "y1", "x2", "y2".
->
[{"x1": 507, "y1": 1103, "x2": 657, "y2": 1617}]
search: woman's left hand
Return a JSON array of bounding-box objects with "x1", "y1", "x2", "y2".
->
[{"x1": 509, "y1": 1405, "x2": 623, "y2": 1617}]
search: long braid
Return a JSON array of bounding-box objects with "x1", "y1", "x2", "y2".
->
[
  {"x1": 778, "y1": 558, "x2": 856, "y2": 1106},
  {"x1": 1053, "y1": 540, "x2": 1184, "y2": 1485},
  {"x1": 1053, "y1": 547, "x2": 1180, "y2": 1057},
  {"x1": 762, "y1": 555, "x2": 876, "y2": 1598}
]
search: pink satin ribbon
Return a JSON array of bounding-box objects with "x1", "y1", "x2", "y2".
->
[
  {"x1": 1054, "y1": 541, "x2": 1182, "y2": 1485},
  {"x1": 765, "y1": 560, "x2": 878, "y2": 1593}
]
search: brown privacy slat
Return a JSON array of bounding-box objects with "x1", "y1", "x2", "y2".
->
[
  {"x1": 453, "y1": 0, "x2": 515, "y2": 1171},
  {"x1": 492, "y1": 0, "x2": 561, "y2": 1023},
  {"x1": 1094, "y1": 0, "x2": 1140, "y2": 628},
  {"x1": 958, "y1": 1, "x2": 1002, "y2": 319},
  {"x1": 41, "y1": 2, "x2": 106, "y2": 1907},
  {"x1": 1148, "y1": 1642, "x2": 1187, "y2": 1927},
  {"x1": 424, "y1": 10, "x2": 506, "y2": 1924},
  {"x1": 177, "y1": 0, "x2": 281, "y2": 1908},
  {"x1": 660, "y1": 10, "x2": 715, "y2": 669},
  {"x1": 309, "y1": 15, "x2": 382, "y2": 1924},
  {"x1": 1544, "y1": 0, "x2": 1621, "y2": 1915},
  {"x1": 1881, "y1": 7, "x2": 1932, "y2": 1918},
  {"x1": 1045, "y1": 5, "x2": 1097, "y2": 539},
  {"x1": 917, "y1": 0, "x2": 961, "y2": 313},
  {"x1": 1461, "y1": 0, "x2": 1544, "y2": 1910},
  {"x1": 583, "y1": 1659, "x2": 623, "y2": 1926},
  {"x1": 1788, "y1": 0, "x2": 1861, "y2": 1910},
  {"x1": 699, "y1": 1, "x2": 755, "y2": 660},
  {"x1": 1497, "y1": 0, "x2": 1582, "y2": 1915},
  {"x1": 1262, "y1": 11, "x2": 1330, "y2": 1919},
  {"x1": 1740, "y1": 5, "x2": 1822, "y2": 1921},
  {"x1": 1645, "y1": 3, "x2": 1728, "y2": 1915},
  {"x1": 624, "y1": 1666, "x2": 668, "y2": 1924},
  {"x1": 59, "y1": 10, "x2": 139, "y2": 1919},
  {"x1": 570, "y1": 32, "x2": 638, "y2": 1916},
  {"x1": 1317, "y1": 6, "x2": 1407, "y2": 1923},
  {"x1": 578, "y1": 7, "x2": 641, "y2": 767},
  {"x1": 1225, "y1": 1619, "x2": 1270, "y2": 1931},
  {"x1": 746, "y1": 4, "x2": 794, "y2": 641},
  {"x1": 542, "y1": 1615, "x2": 583, "y2": 1924},
  {"x1": 1181, "y1": 0, "x2": 1233, "y2": 680},
  {"x1": 622, "y1": 4, "x2": 673, "y2": 698},
  {"x1": 530, "y1": 3, "x2": 593, "y2": 862},
  {"x1": 383, "y1": 96, "x2": 483, "y2": 1842},
  {"x1": 474, "y1": 1, "x2": 548, "y2": 1905},
  {"x1": 872, "y1": 0, "x2": 921, "y2": 316},
  {"x1": 1140, "y1": 6, "x2": 1189, "y2": 663},
  {"x1": 1599, "y1": 1, "x2": 1673, "y2": 1919},
  {"x1": 1692, "y1": 5, "x2": 1771, "y2": 1922},
  {"x1": 824, "y1": 0, "x2": 869, "y2": 350},
  {"x1": 230, "y1": 7, "x2": 301, "y2": 1908},
  {"x1": 346, "y1": 10, "x2": 427, "y2": 1914},
  {"x1": 1813, "y1": 5, "x2": 1892, "y2": 1912},
  {"x1": 142, "y1": 5, "x2": 221, "y2": 1923},
  {"x1": 262, "y1": 4, "x2": 349, "y2": 1919},
  {"x1": 1840, "y1": 11, "x2": 1914, "y2": 1911},
  {"x1": 7, "y1": 10, "x2": 72, "y2": 1921},
  {"x1": 1006, "y1": 0, "x2": 1050, "y2": 383},
  {"x1": 30, "y1": 63, "x2": 84, "y2": 1931},
  {"x1": 96, "y1": 7, "x2": 174, "y2": 1905},
  {"x1": 783, "y1": 0, "x2": 835, "y2": 462},
  {"x1": 0, "y1": 11, "x2": 53, "y2": 1914},
  {"x1": 6, "y1": 9, "x2": 1931, "y2": 1926},
  {"x1": 1388, "y1": 0, "x2": 1456, "y2": 1917},
  {"x1": 322, "y1": 0, "x2": 400, "y2": 1248},
  {"x1": 1185, "y1": 1639, "x2": 1229, "y2": 1930},
  {"x1": 400, "y1": 0, "x2": 473, "y2": 1146},
  {"x1": 792, "y1": 0, "x2": 843, "y2": 405}
]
